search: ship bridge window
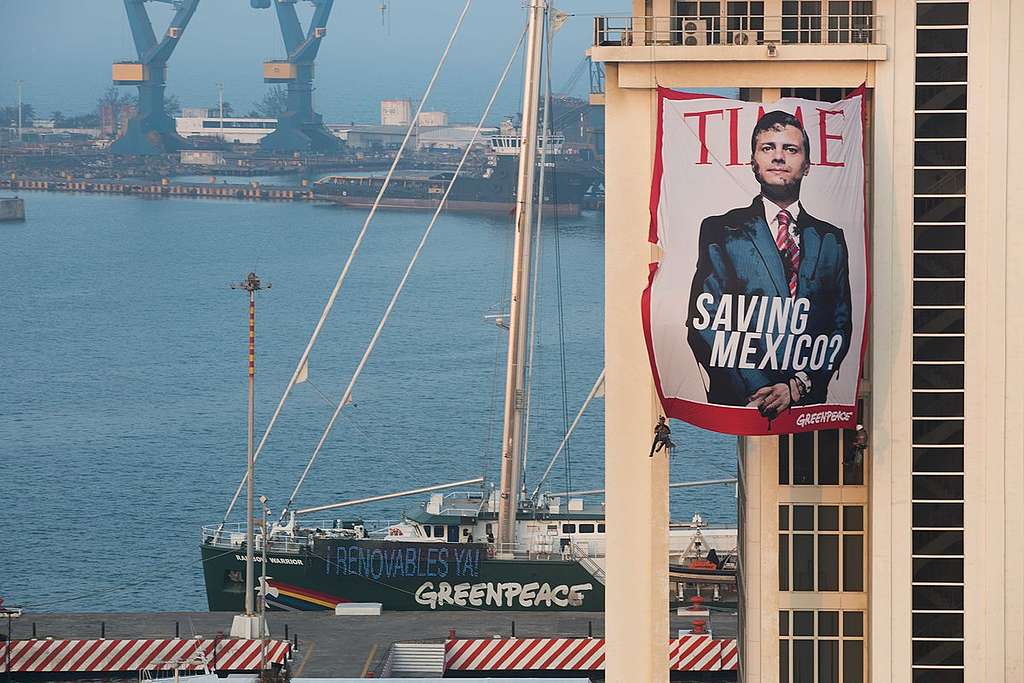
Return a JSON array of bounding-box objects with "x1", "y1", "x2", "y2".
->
[
  {"x1": 562, "y1": 523, "x2": 577, "y2": 534},
  {"x1": 434, "y1": 525, "x2": 444, "y2": 537},
  {"x1": 579, "y1": 523, "x2": 596, "y2": 534},
  {"x1": 598, "y1": 523, "x2": 606, "y2": 533},
  {"x1": 423, "y1": 526, "x2": 432, "y2": 537}
]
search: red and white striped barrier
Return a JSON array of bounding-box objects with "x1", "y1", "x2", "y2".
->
[
  {"x1": 445, "y1": 637, "x2": 606, "y2": 672},
  {"x1": 719, "y1": 638, "x2": 738, "y2": 671},
  {"x1": 445, "y1": 636, "x2": 738, "y2": 672},
  {"x1": 0, "y1": 638, "x2": 290, "y2": 674},
  {"x1": 669, "y1": 634, "x2": 721, "y2": 671}
]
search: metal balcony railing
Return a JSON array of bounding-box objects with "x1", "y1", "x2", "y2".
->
[{"x1": 594, "y1": 14, "x2": 882, "y2": 48}]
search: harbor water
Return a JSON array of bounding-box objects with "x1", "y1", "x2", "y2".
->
[{"x1": 0, "y1": 191, "x2": 737, "y2": 612}]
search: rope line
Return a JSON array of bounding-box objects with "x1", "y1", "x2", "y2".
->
[
  {"x1": 219, "y1": 0, "x2": 476, "y2": 529},
  {"x1": 278, "y1": 24, "x2": 531, "y2": 522}
]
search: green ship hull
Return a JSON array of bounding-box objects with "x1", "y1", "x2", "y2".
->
[{"x1": 202, "y1": 538, "x2": 604, "y2": 612}]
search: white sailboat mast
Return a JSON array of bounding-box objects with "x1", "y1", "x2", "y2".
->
[{"x1": 496, "y1": 0, "x2": 546, "y2": 554}]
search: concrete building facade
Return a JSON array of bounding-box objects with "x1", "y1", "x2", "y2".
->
[{"x1": 592, "y1": 1, "x2": 1023, "y2": 681}]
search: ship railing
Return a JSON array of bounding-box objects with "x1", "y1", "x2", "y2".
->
[
  {"x1": 593, "y1": 13, "x2": 883, "y2": 48},
  {"x1": 203, "y1": 520, "x2": 399, "y2": 552}
]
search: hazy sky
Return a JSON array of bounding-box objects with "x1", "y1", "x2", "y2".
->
[{"x1": 0, "y1": 1, "x2": 627, "y2": 124}]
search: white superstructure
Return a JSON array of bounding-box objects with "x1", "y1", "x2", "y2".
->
[{"x1": 175, "y1": 115, "x2": 277, "y2": 144}]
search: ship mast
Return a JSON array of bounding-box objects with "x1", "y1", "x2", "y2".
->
[{"x1": 496, "y1": 0, "x2": 546, "y2": 556}]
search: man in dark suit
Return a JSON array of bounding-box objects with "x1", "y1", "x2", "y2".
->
[{"x1": 686, "y1": 110, "x2": 853, "y2": 414}]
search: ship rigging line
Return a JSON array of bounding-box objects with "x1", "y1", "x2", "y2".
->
[
  {"x1": 530, "y1": 368, "x2": 605, "y2": 504},
  {"x1": 218, "y1": 0, "x2": 475, "y2": 530},
  {"x1": 276, "y1": 24, "x2": 531, "y2": 523}
]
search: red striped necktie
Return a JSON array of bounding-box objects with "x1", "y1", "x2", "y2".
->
[{"x1": 774, "y1": 209, "x2": 799, "y2": 296}]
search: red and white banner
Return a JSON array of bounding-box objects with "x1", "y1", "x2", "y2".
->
[
  {"x1": 0, "y1": 638, "x2": 290, "y2": 673},
  {"x1": 444, "y1": 636, "x2": 737, "y2": 672},
  {"x1": 644, "y1": 87, "x2": 868, "y2": 435}
]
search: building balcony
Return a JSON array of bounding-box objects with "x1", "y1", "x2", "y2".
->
[{"x1": 592, "y1": 14, "x2": 887, "y2": 64}]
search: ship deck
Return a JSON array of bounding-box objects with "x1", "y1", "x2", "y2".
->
[{"x1": 7, "y1": 609, "x2": 737, "y2": 678}]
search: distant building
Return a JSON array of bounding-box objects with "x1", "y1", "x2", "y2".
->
[
  {"x1": 175, "y1": 114, "x2": 277, "y2": 144},
  {"x1": 380, "y1": 99, "x2": 412, "y2": 126},
  {"x1": 417, "y1": 111, "x2": 449, "y2": 127},
  {"x1": 338, "y1": 124, "x2": 409, "y2": 150},
  {"x1": 417, "y1": 125, "x2": 497, "y2": 151}
]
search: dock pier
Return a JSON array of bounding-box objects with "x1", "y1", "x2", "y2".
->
[{"x1": 1, "y1": 610, "x2": 738, "y2": 679}]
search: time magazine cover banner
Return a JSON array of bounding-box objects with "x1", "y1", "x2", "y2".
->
[{"x1": 642, "y1": 88, "x2": 868, "y2": 436}]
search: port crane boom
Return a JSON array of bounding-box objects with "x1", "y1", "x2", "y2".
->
[{"x1": 111, "y1": 0, "x2": 200, "y2": 155}]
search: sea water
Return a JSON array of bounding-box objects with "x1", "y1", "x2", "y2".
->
[{"x1": 0, "y1": 191, "x2": 736, "y2": 612}]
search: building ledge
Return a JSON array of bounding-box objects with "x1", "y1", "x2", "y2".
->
[{"x1": 591, "y1": 42, "x2": 887, "y2": 65}]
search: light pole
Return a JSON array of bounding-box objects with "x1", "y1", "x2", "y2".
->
[
  {"x1": 217, "y1": 82, "x2": 224, "y2": 139},
  {"x1": 229, "y1": 272, "x2": 270, "y2": 639},
  {"x1": 15, "y1": 80, "x2": 24, "y2": 143}
]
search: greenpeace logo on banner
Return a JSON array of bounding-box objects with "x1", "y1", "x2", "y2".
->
[
  {"x1": 796, "y1": 409, "x2": 855, "y2": 428},
  {"x1": 414, "y1": 580, "x2": 594, "y2": 610},
  {"x1": 643, "y1": 89, "x2": 868, "y2": 436}
]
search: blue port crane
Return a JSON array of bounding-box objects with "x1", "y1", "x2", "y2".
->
[
  {"x1": 252, "y1": 0, "x2": 340, "y2": 153},
  {"x1": 111, "y1": 0, "x2": 201, "y2": 156}
]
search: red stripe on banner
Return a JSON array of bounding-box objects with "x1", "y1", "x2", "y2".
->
[
  {"x1": 217, "y1": 640, "x2": 248, "y2": 669},
  {"x1": 101, "y1": 638, "x2": 140, "y2": 671},
  {"x1": 460, "y1": 639, "x2": 496, "y2": 669},
  {"x1": 445, "y1": 639, "x2": 476, "y2": 668},
  {"x1": 852, "y1": 86, "x2": 870, "y2": 420},
  {"x1": 571, "y1": 639, "x2": 605, "y2": 670},
  {"x1": 521, "y1": 638, "x2": 560, "y2": 670},
  {"x1": 49, "y1": 639, "x2": 92, "y2": 672},
  {"x1": 109, "y1": 639, "x2": 146, "y2": 671},
  {"x1": 37, "y1": 643, "x2": 82, "y2": 671},
  {"x1": 233, "y1": 644, "x2": 264, "y2": 672},
  {"x1": 557, "y1": 637, "x2": 595, "y2": 670},
  {"x1": 130, "y1": 640, "x2": 166, "y2": 671},
  {"x1": 67, "y1": 639, "x2": 108, "y2": 672},
  {"x1": 505, "y1": 639, "x2": 545, "y2": 670},
  {"x1": 15, "y1": 640, "x2": 56, "y2": 670},
  {"x1": 27, "y1": 643, "x2": 66, "y2": 671},
  {"x1": 490, "y1": 639, "x2": 528, "y2": 670},
  {"x1": 675, "y1": 635, "x2": 709, "y2": 663},
  {"x1": 689, "y1": 640, "x2": 721, "y2": 670},
  {"x1": 468, "y1": 640, "x2": 508, "y2": 670},
  {"x1": 537, "y1": 638, "x2": 575, "y2": 669}
]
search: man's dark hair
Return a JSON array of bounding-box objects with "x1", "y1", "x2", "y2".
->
[{"x1": 750, "y1": 110, "x2": 811, "y2": 158}]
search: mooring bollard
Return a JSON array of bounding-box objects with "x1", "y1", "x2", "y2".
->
[
  {"x1": 293, "y1": 632, "x2": 298, "y2": 650},
  {"x1": 588, "y1": 620, "x2": 593, "y2": 638},
  {"x1": 511, "y1": 620, "x2": 516, "y2": 638},
  {"x1": 284, "y1": 624, "x2": 289, "y2": 640},
  {"x1": 100, "y1": 622, "x2": 105, "y2": 639},
  {"x1": 175, "y1": 622, "x2": 179, "y2": 638},
  {"x1": 32, "y1": 623, "x2": 36, "y2": 638}
]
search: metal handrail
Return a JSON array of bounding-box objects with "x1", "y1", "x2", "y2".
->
[
  {"x1": 594, "y1": 14, "x2": 883, "y2": 48},
  {"x1": 201, "y1": 519, "x2": 400, "y2": 552}
]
